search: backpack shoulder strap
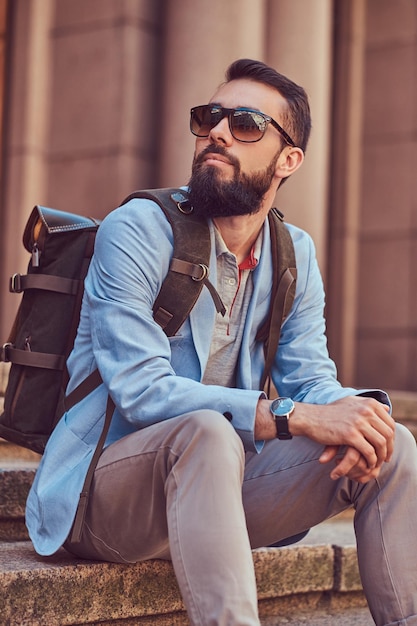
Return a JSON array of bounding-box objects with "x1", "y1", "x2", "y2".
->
[
  {"x1": 257, "y1": 207, "x2": 297, "y2": 394},
  {"x1": 120, "y1": 188, "x2": 225, "y2": 336}
]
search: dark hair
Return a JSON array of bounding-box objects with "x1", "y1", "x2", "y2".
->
[{"x1": 225, "y1": 59, "x2": 311, "y2": 153}]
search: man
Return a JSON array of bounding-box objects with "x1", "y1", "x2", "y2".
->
[{"x1": 26, "y1": 59, "x2": 417, "y2": 626}]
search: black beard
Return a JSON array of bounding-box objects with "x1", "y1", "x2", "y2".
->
[{"x1": 188, "y1": 144, "x2": 279, "y2": 219}]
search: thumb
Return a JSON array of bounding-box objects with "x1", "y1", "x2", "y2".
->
[{"x1": 319, "y1": 445, "x2": 339, "y2": 464}]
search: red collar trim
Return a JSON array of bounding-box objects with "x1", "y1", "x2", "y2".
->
[{"x1": 238, "y1": 245, "x2": 258, "y2": 270}]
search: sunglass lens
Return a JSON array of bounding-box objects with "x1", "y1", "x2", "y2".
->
[
  {"x1": 231, "y1": 111, "x2": 265, "y2": 142},
  {"x1": 190, "y1": 107, "x2": 268, "y2": 142},
  {"x1": 191, "y1": 106, "x2": 219, "y2": 137}
]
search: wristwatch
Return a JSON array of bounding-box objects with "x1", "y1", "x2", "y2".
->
[{"x1": 270, "y1": 397, "x2": 295, "y2": 440}]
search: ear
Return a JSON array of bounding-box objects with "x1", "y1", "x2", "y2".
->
[{"x1": 274, "y1": 146, "x2": 304, "y2": 180}]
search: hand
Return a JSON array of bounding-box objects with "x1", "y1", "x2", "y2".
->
[
  {"x1": 289, "y1": 395, "x2": 396, "y2": 482},
  {"x1": 319, "y1": 445, "x2": 386, "y2": 483}
]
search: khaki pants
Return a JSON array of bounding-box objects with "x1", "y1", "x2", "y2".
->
[{"x1": 65, "y1": 410, "x2": 417, "y2": 626}]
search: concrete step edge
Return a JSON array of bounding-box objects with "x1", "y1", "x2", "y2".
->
[{"x1": 1, "y1": 540, "x2": 364, "y2": 626}]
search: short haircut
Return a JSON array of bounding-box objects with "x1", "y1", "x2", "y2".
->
[{"x1": 225, "y1": 59, "x2": 312, "y2": 153}]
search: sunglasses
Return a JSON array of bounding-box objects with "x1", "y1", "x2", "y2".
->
[{"x1": 190, "y1": 104, "x2": 296, "y2": 146}]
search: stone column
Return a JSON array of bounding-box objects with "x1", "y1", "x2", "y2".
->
[
  {"x1": 158, "y1": 0, "x2": 267, "y2": 187},
  {"x1": 0, "y1": 0, "x2": 54, "y2": 337},
  {"x1": 326, "y1": 0, "x2": 366, "y2": 385},
  {"x1": 267, "y1": 0, "x2": 333, "y2": 273}
]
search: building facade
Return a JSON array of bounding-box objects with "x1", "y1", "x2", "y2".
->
[{"x1": 1, "y1": 0, "x2": 416, "y2": 392}]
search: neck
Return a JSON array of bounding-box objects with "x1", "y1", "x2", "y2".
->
[
  {"x1": 213, "y1": 211, "x2": 266, "y2": 264},
  {"x1": 213, "y1": 187, "x2": 276, "y2": 263}
]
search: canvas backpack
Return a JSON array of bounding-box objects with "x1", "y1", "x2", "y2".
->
[{"x1": 0, "y1": 187, "x2": 296, "y2": 460}]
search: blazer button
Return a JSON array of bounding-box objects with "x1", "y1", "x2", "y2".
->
[{"x1": 223, "y1": 411, "x2": 233, "y2": 421}]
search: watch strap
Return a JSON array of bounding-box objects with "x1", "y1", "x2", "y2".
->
[{"x1": 274, "y1": 414, "x2": 293, "y2": 440}]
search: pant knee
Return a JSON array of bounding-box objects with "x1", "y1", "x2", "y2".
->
[
  {"x1": 184, "y1": 409, "x2": 242, "y2": 447},
  {"x1": 174, "y1": 410, "x2": 245, "y2": 469},
  {"x1": 391, "y1": 422, "x2": 417, "y2": 474},
  {"x1": 372, "y1": 423, "x2": 417, "y2": 496}
]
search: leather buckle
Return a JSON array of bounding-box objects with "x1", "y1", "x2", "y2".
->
[
  {"x1": 191, "y1": 264, "x2": 209, "y2": 282},
  {"x1": 171, "y1": 191, "x2": 193, "y2": 215},
  {"x1": 1, "y1": 343, "x2": 12, "y2": 362},
  {"x1": 9, "y1": 273, "x2": 22, "y2": 293}
]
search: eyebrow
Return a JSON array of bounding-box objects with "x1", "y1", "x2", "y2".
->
[{"x1": 209, "y1": 102, "x2": 263, "y2": 113}]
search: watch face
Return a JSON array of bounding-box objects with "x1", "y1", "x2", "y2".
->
[{"x1": 271, "y1": 397, "x2": 295, "y2": 415}]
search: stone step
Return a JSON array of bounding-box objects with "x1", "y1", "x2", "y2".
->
[
  {"x1": 0, "y1": 466, "x2": 37, "y2": 541},
  {"x1": 261, "y1": 607, "x2": 373, "y2": 626},
  {"x1": 0, "y1": 539, "x2": 368, "y2": 626}
]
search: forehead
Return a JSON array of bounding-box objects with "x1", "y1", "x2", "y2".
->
[{"x1": 209, "y1": 78, "x2": 287, "y2": 120}]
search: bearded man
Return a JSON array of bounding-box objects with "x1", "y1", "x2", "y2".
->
[{"x1": 27, "y1": 59, "x2": 417, "y2": 626}]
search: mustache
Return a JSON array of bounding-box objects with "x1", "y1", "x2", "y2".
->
[{"x1": 193, "y1": 144, "x2": 240, "y2": 170}]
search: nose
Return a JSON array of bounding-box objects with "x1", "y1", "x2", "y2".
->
[{"x1": 208, "y1": 115, "x2": 233, "y2": 146}]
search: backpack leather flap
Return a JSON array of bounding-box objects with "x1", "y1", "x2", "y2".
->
[{"x1": 23, "y1": 205, "x2": 100, "y2": 253}]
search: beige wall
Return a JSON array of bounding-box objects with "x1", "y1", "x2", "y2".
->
[
  {"x1": 0, "y1": 0, "x2": 165, "y2": 333},
  {"x1": 325, "y1": 0, "x2": 366, "y2": 386},
  {"x1": 354, "y1": 0, "x2": 417, "y2": 390},
  {"x1": 158, "y1": 0, "x2": 267, "y2": 188},
  {"x1": 326, "y1": 0, "x2": 417, "y2": 392},
  {"x1": 0, "y1": 0, "x2": 7, "y2": 194},
  {"x1": 0, "y1": 0, "x2": 333, "y2": 341},
  {"x1": 267, "y1": 0, "x2": 333, "y2": 275}
]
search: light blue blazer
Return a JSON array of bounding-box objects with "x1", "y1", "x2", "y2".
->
[{"x1": 26, "y1": 196, "x2": 387, "y2": 555}]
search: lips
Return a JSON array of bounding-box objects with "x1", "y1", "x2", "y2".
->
[
  {"x1": 193, "y1": 144, "x2": 240, "y2": 171},
  {"x1": 202, "y1": 153, "x2": 231, "y2": 165}
]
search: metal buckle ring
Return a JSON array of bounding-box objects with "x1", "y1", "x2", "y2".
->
[
  {"x1": 191, "y1": 264, "x2": 209, "y2": 281},
  {"x1": 171, "y1": 192, "x2": 193, "y2": 215},
  {"x1": 9, "y1": 273, "x2": 22, "y2": 293},
  {"x1": 1, "y1": 343, "x2": 12, "y2": 362}
]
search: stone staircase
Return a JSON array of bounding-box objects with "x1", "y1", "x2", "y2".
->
[
  {"x1": 1, "y1": 462, "x2": 369, "y2": 626},
  {"x1": 1, "y1": 362, "x2": 416, "y2": 625}
]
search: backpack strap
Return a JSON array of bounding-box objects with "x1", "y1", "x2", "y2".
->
[
  {"x1": 65, "y1": 368, "x2": 115, "y2": 543},
  {"x1": 120, "y1": 188, "x2": 225, "y2": 334},
  {"x1": 257, "y1": 208, "x2": 297, "y2": 394}
]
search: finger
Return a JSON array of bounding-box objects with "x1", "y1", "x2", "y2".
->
[
  {"x1": 331, "y1": 447, "x2": 382, "y2": 483},
  {"x1": 351, "y1": 401, "x2": 395, "y2": 465},
  {"x1": 330, "y1": 447, "x2": 361, "y2": 480},
  {"x1": 361, "y1": 419, "x2": 395, "y2": 465},
  {"x1": 363, "y1": 429, "x2": 388, "y2": 467},
  {"x1": 348, "y1": 432, "x2": 378, "y2": 470},
  {"x1": 351, "y1": 468, "x2": 381, "y2": 484},
  {"x1": 386, "y1": 425, "x2": 395, "y2": 462},
  {"x1": 345, "y1": 460, "x2": 382, "y2": 483},
  {"x1": 371, "y1": 404, "x2": 396, "y2": 455},
  {"x1": 319, "y1": 445, "x2": 339, "y2": 464},
  {"x1": 378, "y1": 417, "x2": 396, "y2": 462},
  {"x1": 375, "y1": 401, "x2": 395, "y2": 430}
]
